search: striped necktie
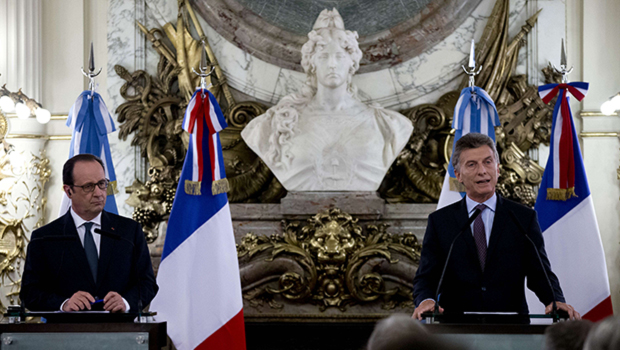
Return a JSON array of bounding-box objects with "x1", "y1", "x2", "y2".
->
[{"x1": 473, "y1": 204, "x2": 487, "y2": 271}]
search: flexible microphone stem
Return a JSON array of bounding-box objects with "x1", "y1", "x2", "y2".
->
[
  {"x1": 506, "y1": 210, "x2": 559, "y2": 320},
  {"x1": 94, "y1": 228, "x2": 143, "y2": 321},
  {"x1": 433, "y1": 208, "x2": 483, "y2": 314}
]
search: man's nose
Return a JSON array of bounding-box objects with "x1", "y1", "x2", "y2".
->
[{"x1": 94, "y1": 185, "x2": 106, "y2": 197}]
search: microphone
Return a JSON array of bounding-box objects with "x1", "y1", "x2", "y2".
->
[
  {"x1": 94, "y1": 228, "x2": 134, "y2": 247},
  {"x1": 433, "y1": 207, "x2": 483, "y2": 313},
  {"x1": 94, "y1": 228, "x2": 144, "y2": 320},
  {"x1": 505, "y1": 209, "x2": 562, "y2": 320}
]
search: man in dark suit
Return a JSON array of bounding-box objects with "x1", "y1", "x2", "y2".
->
[
  {"x1": 412, "y1": 133, "x2": 579, "y2": 320},
  {"x1": 21, "y1": 154, "x2": 158, "y2": 312}
]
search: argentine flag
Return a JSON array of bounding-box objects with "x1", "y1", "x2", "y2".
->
[
  {"x1": 151, "y1": 89, "x2": 246, "y2": 350},
  {"x1": 525, "y1": 82, "x2": 612, "y2": 321},
  {"x1": 437, "y1": 86, "x2": 500, "y2": 209},
  {"x1": 59, "y1": 91, "x2": 118, "y2": 215}
]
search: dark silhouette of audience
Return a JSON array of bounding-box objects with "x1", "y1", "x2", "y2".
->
[
  {"x1": 544, "y1": 320, "x2": 594, "y2": 350},
  {"x1": 366, "y1": 314, "x2": 466, "y2": 350},
  {"x1": 583, "y1": 316, "x2": 620, "y2": 350}
]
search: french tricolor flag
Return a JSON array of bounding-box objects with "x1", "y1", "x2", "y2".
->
[
  {"x1": 526, "y1": 82, "x2": 613, "y2": 321},
  {"x1": 151, "y1": 89, "x2": 246, "y2": 349}
]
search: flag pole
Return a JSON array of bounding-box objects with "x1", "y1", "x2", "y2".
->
[
  {"x1": 80, "y1": 42, "x2": 102, "y2": 98},
  {"x1": 191, "y1": 41, "x2": 215, "y2": 99},
  {"x1": 552, "y1": 39, "x2": 573, "y2": 84},
  {"x1": 461, "y1": 39, "x2": 483, "y2": 93}
]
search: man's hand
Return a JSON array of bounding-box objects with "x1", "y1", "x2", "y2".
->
[
  {"x1": 412, "y1": 299, "x2": 444, "y2": 320},
  {"x1": 545, "y1": 301, "x2": 581, "y2": 320},
  {"x1": 103, "y1": 291, "x2": 126, "y2": 313},
  {"x1": 62, "y1": 291, "x2": 95, "y2": 311}
]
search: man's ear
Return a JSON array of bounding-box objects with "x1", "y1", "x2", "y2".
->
[
  {"x1": 455, "y1": 170, "x2": 462, "y2": 183},
  {"x1": 63, "y1": 184, "x2": 72, "y2": 197}
]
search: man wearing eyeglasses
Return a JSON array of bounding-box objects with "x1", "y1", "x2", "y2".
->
[{"x1": 20, "y1": 154, "x2": 158, "y2": 313}]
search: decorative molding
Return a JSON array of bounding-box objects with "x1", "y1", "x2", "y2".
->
[
  {"x1": 579, "y1": 132, "x2": 619, "y2": 138},
  {"x1": 6, "y1": 134, "x2": 71, "y2": 140},
  {"x1": 5, "y1": 114, "x2": 67, "y2": 120},
  {"x1": 580, "y1": 111, "x2": 619, "y2": 117}
]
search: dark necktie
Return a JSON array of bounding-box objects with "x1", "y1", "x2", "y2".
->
[
  {"x1": 473, "y1": 204, "x2": 487, "y2": 271},
  {"x1": 83, "y1": 222, "x2": 98, "y2": 282}
]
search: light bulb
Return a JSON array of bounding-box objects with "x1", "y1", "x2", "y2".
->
[
  {"x1": 0, "y1": 96, "x2": 15, "y2": 112},
  {"x1": 35, "y1": 108, "x2": 51, "y2": 124},
  {"x1": 15, "y1": 102, "x2": 31, "y2": 119},
  {"x1": 601, "y1": 100, "x2": 615, "y2": 116}
]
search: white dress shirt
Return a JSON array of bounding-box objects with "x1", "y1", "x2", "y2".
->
[{"x1": 465, "y1": 193, "x2": 497, "y2": 246}]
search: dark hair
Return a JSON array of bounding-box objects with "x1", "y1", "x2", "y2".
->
[
  {"x1": 63, "y1": 154, "x2": 105, "y2": 185},
  {"x1": 545, "y1": 320, "x2": 594, "y2": 350},
  {"x1": 452, "y1": 133, "x2": 499, "y2": 172},
  {"x1": 584, "y1": 316, "x2": 620, "y2": 350}
]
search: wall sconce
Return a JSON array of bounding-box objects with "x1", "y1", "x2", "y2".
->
[
  {"x1": 0, "y1": 84, "x2": 51, "y2": 124},
  {"x1": 600, "y1": 93, "x2": 620, "y2": 116}
]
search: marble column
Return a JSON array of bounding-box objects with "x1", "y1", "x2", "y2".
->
[{"x1": 0, "y1": 0, "x2": 43, "y2": 101}]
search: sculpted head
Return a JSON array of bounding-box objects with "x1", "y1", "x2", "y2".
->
[{"x1": 300, "y1": 9, "x2": 362, "y2": 92}]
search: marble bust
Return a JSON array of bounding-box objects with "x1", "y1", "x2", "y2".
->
[{"x1": 241, "y1": 9, "x2": 413, "y2": 191}]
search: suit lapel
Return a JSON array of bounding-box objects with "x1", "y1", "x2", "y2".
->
[
  {"x1": 62, "y1": 211, "x2": 97, "y2": 288},
  {"x1": 97, "y1": 211, "x2": 117, "y2": 290},
  {"x1": 455, "y1": 198, "x2": 482, "y2": 272},
  {"x1": 485, "y1": 195, "x2": 507, "y2": 276}
]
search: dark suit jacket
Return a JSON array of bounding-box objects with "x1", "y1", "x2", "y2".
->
[
  {"x1": 413, "y1": 195, "x2": 565, "y2": 314},
  {"x1": 20, "y1": 210, "x2": 158, "y2": 311}
]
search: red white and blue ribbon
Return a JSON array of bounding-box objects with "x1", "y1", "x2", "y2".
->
[
  {"x1": 182, "y1": 88, "x2": 228, "y2": 195},
  {"x1": 59, "y1": 90, "x2": 118, "y2": 215},
  {"x1": 538, "y1": 82, "x2": 589, "y2": 200}
]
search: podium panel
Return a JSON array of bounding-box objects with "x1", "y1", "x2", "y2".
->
[
  {"x1": 441, "y1": 334, "x2": 544, "y2": 350},
  {"x1": 1, "y1": 332, "x2": 149, "y2": 350},
  {"x1": 0, "y1": 322, "x2": 166, "y2": 350}
]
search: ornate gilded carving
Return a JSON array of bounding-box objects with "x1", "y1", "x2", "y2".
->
[
  {"x1": 0, "y1": 139, "x2": 50, "y2": 313},
  {"x1": 238, "y1": 208, "x2": 420, "y2": 311}
]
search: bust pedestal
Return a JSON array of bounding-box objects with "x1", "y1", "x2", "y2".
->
[{"x1": 231, "y1": 191, "x2": 435, "y2": 321}]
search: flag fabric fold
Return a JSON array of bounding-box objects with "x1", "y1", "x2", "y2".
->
[
  {"x1": 525, "y1": 81, "x2": 612, "y2": 322},
  {"x1": 59, "y1": 90, "x2": 118, "y2": 215},
  {"x1": 437, "y1": 86, "x2": 500, "y2": 209},
  {"x1": 151, "y1": 88, "x2": 246, "y2": 350}
]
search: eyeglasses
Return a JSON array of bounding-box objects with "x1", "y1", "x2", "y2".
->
[{"x1": 72, "y1": 179, "x2": 110, "y2": 193}]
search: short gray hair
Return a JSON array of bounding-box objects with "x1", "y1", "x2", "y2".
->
[
  {"x1": 583, "y1": 316, "x2": 620, "y2": 350},
  {"x1": 367, "y1": 314, "x2": 464, "y2": 350},
  {"x1": 545, "y1": 320, "x2": 594, "y2": 350},
  {"x1": 451, "y1": 133, "x2": 499, "y2": 172}
]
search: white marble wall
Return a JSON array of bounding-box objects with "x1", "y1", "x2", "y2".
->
[{"x1": 105, "y1": 0, "x2": 537, "y2": 113}]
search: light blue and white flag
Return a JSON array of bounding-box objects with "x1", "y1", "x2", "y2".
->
[
  {"x1": 437, "y1": 86, "x2": 500, "y2": 209},
  {"x1": 59, "y1": 91, "x2": 118, "y2": 215}
]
